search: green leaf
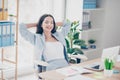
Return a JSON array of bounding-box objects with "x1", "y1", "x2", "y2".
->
[
  {"x1": 104, "y1": 58, "x2": 109, "y2": 69},
  {"x1": 88, "y1": 39, "x2": 96, "y2": 44},
  {"x1": 9, "y1": 14, "x2": 14, "y2": 16},
  {"x1": 67, "y1": 48, "x2": 74, "y2": 54},
  {"x1": 110, "y1": 60, "x2": 114, "y2": 70},
  {"x1": 65, "y1": 20, "x2": 85, "y2": 56},
  {"x1": 73, "y1": 32, "x2": 79, "y2": 39},
  {"x1": 73, "y1": 48, "x2": 84, "y2": 55},
  {"x1": 65, "y1": 38, "x2": 70, "y2": 49},
  {"x1": 73, "y1": 39, "x2": 85, "y2": 46},
  {"x1": 104, "y1": 58, "x2": 114, "y2": 70}
]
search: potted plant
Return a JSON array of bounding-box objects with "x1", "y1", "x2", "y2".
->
[
  {"x1": 65, "y1": 21, "x2": 86, "y2": 63},
  {"x1": 88, "y1": 39, "x2": 96, "y2": 49},
  {"x1": 104, "y1": 58, "x2": 114, "y2": 77},
  {"x1": 8, "y1": 14, "x2": 15, "y2": 21}
]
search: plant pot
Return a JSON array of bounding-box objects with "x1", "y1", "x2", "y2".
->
[
  {"x1": 81, "y1": 45, "x2": 88, "y2": 49},
  {"x1": 9, "y1": 17, "x2": 14, "y2": 21},
  {"x1": 76, "y1": 58, "x2": 81, "y2": 63},
  {"x1": 69, "y1": 58, "x2": 76, "y2": 64},
  {"x1": 90, "y1": 44, "x2": 96, "y2": 49},
  {"x1": 104, "y1": 69, "x2": 113, "y2": 77}
]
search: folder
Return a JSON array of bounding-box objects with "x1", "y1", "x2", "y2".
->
[
  {"x1": 6, "y1": 23, "x2": 10, "y2": 46},
  {"x1": 2, "y1": 23, "x2": 7, "y2": 47},
  {"x1": 83, "y1": 0, "x2": 96, "y2": 9},
  {"x1": 0, "y1": 23, "x2": 4, "y2": 47},
  {"x1": 3, "y1": 0, "x2": 8, "y2": 20},
  {"x1": 0, "y1": 21, "x2": 15, "y2": 47},
  {"x1": 0, "y1": 25, "x2": 2, "y2": 47},
  {"x1": 10, "y1": 22, "x2": 15, "y2": 45}
]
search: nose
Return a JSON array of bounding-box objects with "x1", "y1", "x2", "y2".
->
[
  {"x1": 47, "y1": 22, "x2": 52, "y2": 26},
  {"x1": 48, "y1": 23, "x2": 51, "y2": 25}
]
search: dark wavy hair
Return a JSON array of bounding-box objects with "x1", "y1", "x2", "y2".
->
[{"x1": 36, "y1": 14, "x2": 56, "y2": 34}]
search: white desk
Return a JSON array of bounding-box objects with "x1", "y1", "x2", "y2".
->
[{"x1": 39, "y1": 58, "x2": 120, "y2": 80}]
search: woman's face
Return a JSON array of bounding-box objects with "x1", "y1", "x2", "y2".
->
[{"x1": 42, "y1": 16, "x2": 54, "y2": 33}]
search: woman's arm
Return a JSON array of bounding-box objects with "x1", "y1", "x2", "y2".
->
[
  {"x1": 19, "y1": 23, "x2": 36, "y2": 45},
  {"x1": 26, "y1": 23, "x2": 37, "y2": 28},
  {"x1": 60, "y1": 20, "x2": 71, "y2": 37}
]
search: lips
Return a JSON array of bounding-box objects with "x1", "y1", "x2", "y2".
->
[
  {"x1": 46, "y1": 26, "x2": 52, "y2": 30},
  {"x1": 46, "y1": 26, "x2": 51, "y2": 29}
]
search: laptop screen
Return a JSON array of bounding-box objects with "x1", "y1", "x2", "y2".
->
[
  {"x1": 100, "y1": 46, "x2": 120, "y2": 69},
  {"x1": 101, "y1": 46, "x2": 120, "y2": 62}
]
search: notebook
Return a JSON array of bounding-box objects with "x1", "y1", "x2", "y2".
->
[{"x1": 84, "y1": 46, "x2": 120, "y2": 71}]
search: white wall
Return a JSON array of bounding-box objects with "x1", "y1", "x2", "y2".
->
[
  {"x1": 19, "y1": 0, "x2": 53, "y2": 23},
  {"x1": 66, "y1": 0, "x2": 83, "y2": 22},
  {"x1": 103, "y1": 0, "x2": 120, "y2": 48},
  {"x1": 53, "y1": 0, "x2": 65, "y2": 21},
  {"x1": 19, "y1": 0, "x2": 65, "y2": 23}
]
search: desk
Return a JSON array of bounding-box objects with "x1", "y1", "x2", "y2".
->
[{"x1": 39, "y1": 58, "x2": 120, "y2": 80}]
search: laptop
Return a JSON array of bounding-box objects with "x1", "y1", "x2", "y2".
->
[
  {"x1": 101, "y1": 46, "x2": 120, "y2": 62},
  {"x1": 84, "y1": 46, "x2": 120, "y2": 71}
]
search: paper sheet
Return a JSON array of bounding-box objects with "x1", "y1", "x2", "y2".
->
[
  {"x1": 56, "y1": 66, "x2": 79, "y2": 76},
  {"x1": 56, "y1": 66, "x2": 93, "y2": 76},
  {"x1": 64, "y1": 75, "x2": 96, "y2": 80}
]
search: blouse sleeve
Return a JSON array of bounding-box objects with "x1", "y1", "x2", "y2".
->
[
  {"x1": 19, "y1": 23, "x2": 36, "y2": 45},
  {"x1": 60, "y1": 20, "x2": 71, "y2": 37}
]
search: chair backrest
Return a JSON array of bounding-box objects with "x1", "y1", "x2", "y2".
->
[{"x1": 63, "y1": 46, "x2": 69, "y2": 63}]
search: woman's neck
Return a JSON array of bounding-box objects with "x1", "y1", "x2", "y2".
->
[
  {"x1": 44, "y1": 32, "x2": 52, "y2": 39},
  {"x1": 44, "y1": 32, "x2": 57, "y2": 42}
]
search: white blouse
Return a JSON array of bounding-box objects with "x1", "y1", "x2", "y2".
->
[{"x1": 44, "y1": 41, "x2": 65, "y2": 61}]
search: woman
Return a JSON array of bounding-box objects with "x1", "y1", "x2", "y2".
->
[{"x1": 19, "y1": 14, "x2": 71, "y2": 73}]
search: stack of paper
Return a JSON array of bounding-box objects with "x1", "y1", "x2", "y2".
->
[
  {"x1": 56, "y1": 66, "x2": 93, "y2": 77},
  {"x1": 56, "y1": 66, "x2": 79, "y2": 76}
]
